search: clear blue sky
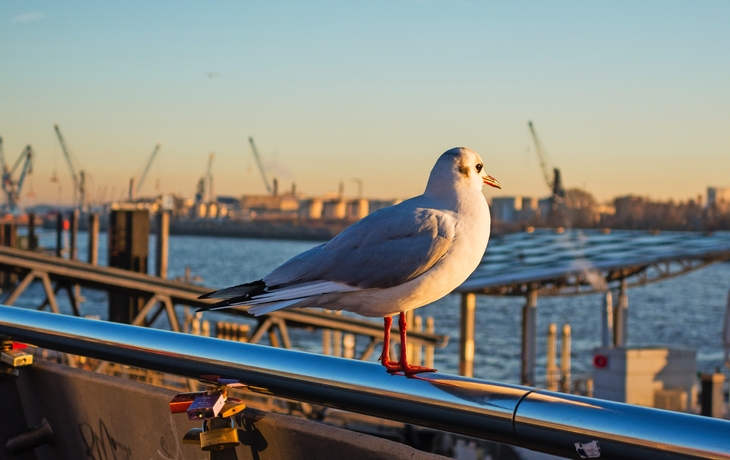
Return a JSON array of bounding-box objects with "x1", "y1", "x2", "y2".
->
[{"x1": 1, "y1": 1, "x2": 728, "y2": 207}]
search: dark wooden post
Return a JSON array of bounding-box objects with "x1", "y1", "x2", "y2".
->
[
  {"x1": 155, "y1": 211, "x2": 169, "y2": 278},
  {"x1": 88, "y1": 213, "x2": 99, "y2": 265},
  {"x1": 108, "y1": 209, "x2": 150, "y2": 324},
  {"x1": 69, "y1": 210, "x2": 79, "y2": 260},
  {"x1": 56, "y1": 213, "x2": 64, "y2": 257},
  {"x1": 28, "y1": 213, "x2": 36, "y2": 250}
]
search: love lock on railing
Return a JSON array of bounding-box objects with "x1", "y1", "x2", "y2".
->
[{"x1": 169, "y1": 376, "x2": 247, "y2": 455}]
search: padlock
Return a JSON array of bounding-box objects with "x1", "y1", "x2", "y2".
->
[
  {"x1": 169, "y1": 392, "x2": 206, "y2": 414},
  {"x1": 200, "y1": 418, "x2": 239, "y2": 451},
  {"x1": 220, "y1": 398, "x2": 246, "y2": 418},
  {"x1": 187, "y1": 392, "x2": 225, "y2": 420},
  {"x1": 1, "y1": 349, "x2": 33, "y2": 367}
]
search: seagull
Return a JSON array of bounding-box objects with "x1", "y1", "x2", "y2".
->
[{"x1": 198, "y1": 147, "x2": 501, "y2": 374}]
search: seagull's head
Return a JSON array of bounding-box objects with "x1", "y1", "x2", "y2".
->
[{"x1": 426, "y1": 147, "x2": 501, "y2": 195}]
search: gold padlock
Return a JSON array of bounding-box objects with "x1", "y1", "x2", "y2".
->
[
  {"x1": 220, "y1": 398, "x2": 246, "y2": 418},
  {"x1": 200, "y1": 419, "x2": 239, "y2": 451}
]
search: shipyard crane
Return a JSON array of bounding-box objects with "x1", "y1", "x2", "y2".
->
[
  {"x1": 135, "y1": 143, "x2": 161, "y2": 196},
  {"x1": 195, "y1": 153, "x2": 215, "y2": 205},
  {"x1": 0, "y1": 138, "x2": 34, "y2": 214},
  {"x1": 528, "y1": 121, "x2": 566, "y2": 221},
  {"x1": 248, "y1": 137, "x2": 273, "y2": 195},
  {"x1": 53, "y1": 124, "x2": 86, "y2": 210}
]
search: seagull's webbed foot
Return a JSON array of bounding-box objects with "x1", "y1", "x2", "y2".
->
[
  {"x1": 379, "y1": 313, "x2": 437, "y2": 375},
  {"x1": 392, "y1": 362, "x2": 436, "y2": 375}
]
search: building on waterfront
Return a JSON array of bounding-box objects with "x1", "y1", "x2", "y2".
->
[
  {"x1": 491, "y1": 196, "x2": 542, "y2": 224},
  {"x1": 613, "y1": 196, "x2": 644, "y2": 222},
  {"x1": 491, "y1": 197, "x2": 520, "y2": 223},
  {"x1": 707, "y1": 187, "x2": 730, "y2": 213}
]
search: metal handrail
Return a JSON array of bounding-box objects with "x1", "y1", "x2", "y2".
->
[{"x1": 1, "y1": 305, "x2": 729, "y2": 459}]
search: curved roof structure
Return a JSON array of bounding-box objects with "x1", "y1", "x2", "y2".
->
[{"x1": 458, "y1": 229, "x2": 730, "y2": 297}]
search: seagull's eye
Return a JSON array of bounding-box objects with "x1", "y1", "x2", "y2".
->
[{"x1": 475, "y1": 163, "x2": 483, "y2": 173}]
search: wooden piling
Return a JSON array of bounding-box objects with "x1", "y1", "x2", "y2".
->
[
  {"x1": 459, "y1": 292, "x2": 476, "y2": 377},
  {"x1": 546, "y1": 323, "x2": 558, "y2": 391},
  {"x1": 56, "y1": 213, "x2": 63, "y2": 257},
  {"x1": 521, "y1": 288, "x2": 538, "y2": 386},
  {"x1": 28, "y1": 213, "x2": 36, "y2": 250},
  {"x1": 155, "y1": 211, "x2": 169, "y2": 278},
  {"x1": 614, "y1": 279, "x2": 628, "y2": 346},
  {"x1": 88, "y1": 213, "x2": 99, "y2": 265},
  {"x1": 560, "y1": 324, "x2": 572, "y2": 393},
  {"x1": 69, "y1": 210, "x2": 79, "y2": 260}
]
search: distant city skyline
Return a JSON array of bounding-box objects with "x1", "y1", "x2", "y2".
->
[{"x1": 1, "y1": 1, "x2": 728, "y2": 208}]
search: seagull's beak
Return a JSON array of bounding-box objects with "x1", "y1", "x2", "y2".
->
[{"x1": 483, "y1": 175, "x2": 501, "y2": 189}]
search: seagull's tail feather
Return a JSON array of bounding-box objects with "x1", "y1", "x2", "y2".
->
[
  {"x1": 200, "y1": 297, "x2": 301, "y2": 315},
  {"x1": 198, "y1": 280, "x2": 266, "y2": 300},
  {"x1": 197, "y1": 280, "x2": 360, "y2": 314},
  {"x1": 247, "y1": 299, "x2": 302, "y2": 316}
]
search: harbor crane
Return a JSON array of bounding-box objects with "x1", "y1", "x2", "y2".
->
[
  {"x1": 53, "y1": 124, "x2": 86, "y2": 210},
  {"x1": 248, "y1": 137, "x2": 273, "y2": 195},
  {"x1": 0, "y1": 138, "x2": 34, "y2": 214},
  {"x1": 528, "y1": 121, "x2": 566, "y2": 222},
  {"x1": 132, "y1": 143, "x2": 161, "y2": 198},
  {"x1": 195, "y1": 153, "x2": 215, "y2": 205}
]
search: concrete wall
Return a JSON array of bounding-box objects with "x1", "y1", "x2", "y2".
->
[{"x1": 8, "y1": 359, "x2": 447, "y2": 460}]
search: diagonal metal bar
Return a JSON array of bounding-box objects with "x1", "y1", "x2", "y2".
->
[
  {"x1": 275, "y1": 318, "x2": 292, "y2": 349},
  {"x1": 163, "y1": 296, "x2": 180, "y2": 332},
  {"x1": 248, "y1": 317, "x2": 275, "y2": 345},
  {"x1": 360, "y1": 337, "x2": 380, "y2": 361},
  {"x1": 63, "y1": 284, "x2": 81, "y2": 317},
  {"x1": 38, "y1": 272, "x2": 60, "y2": 314},
  {"x1": 131, "y1": 295, "x2": 164, "y2": 327},
  {"x1": 3, "y1": 270, "x2": 37, "y2": 305}
]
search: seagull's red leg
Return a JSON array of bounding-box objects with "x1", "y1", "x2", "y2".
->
[
  {"x1": 396, "y1": 312, "x2": 436, "y2": 375},
  {"x1": 379, "y1": 316, "x2": 400, "y2": 371}
]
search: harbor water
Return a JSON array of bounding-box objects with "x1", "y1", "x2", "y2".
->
[{"x1": 16, "y1": 230, "x2": 730, "y2": 386}]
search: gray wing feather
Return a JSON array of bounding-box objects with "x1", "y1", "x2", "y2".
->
[{"x1": 264, "y1": 200, "x2": 456, "y2": 289}]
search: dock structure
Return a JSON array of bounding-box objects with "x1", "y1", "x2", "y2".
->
[
  {"x1": 456, "y1": 229, "x2": 730, "y2": 383},
  {"x1": 0, "y1": 243, "x2": 445, "y2": 362},
  {"x1": 2, "y1": 306, "x2": 730, "y2": 460},
  {"x1": 3, "y1": 217, "x2": 730, "y2": 385}
]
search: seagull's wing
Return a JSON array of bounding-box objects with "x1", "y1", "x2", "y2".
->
[{"x1": 264, "y1": 200, "x2": 457, "y2": 289}]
